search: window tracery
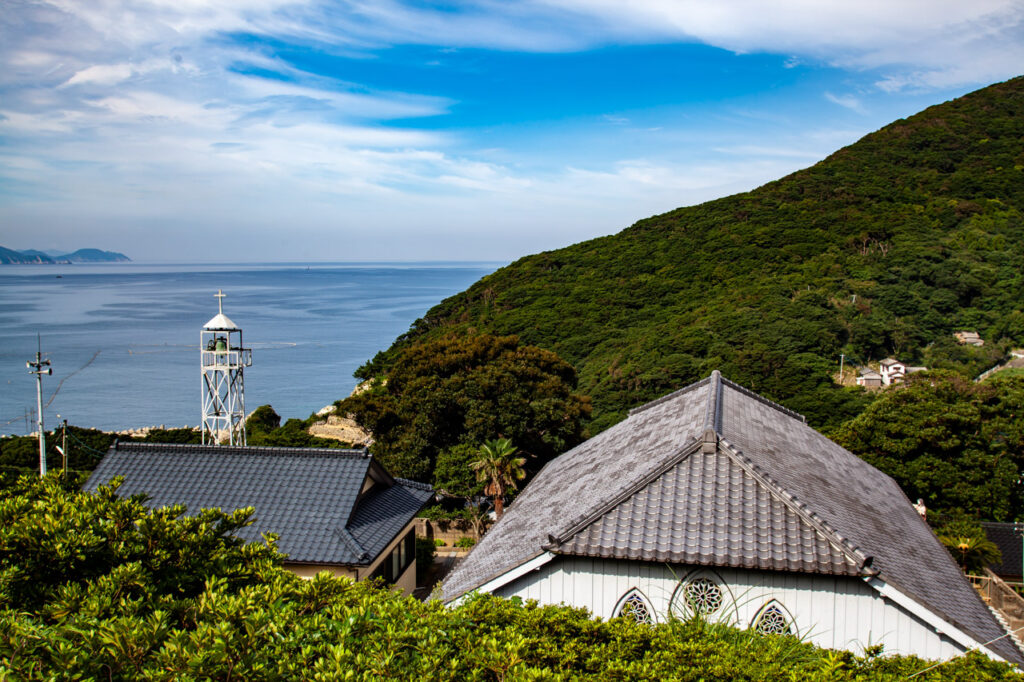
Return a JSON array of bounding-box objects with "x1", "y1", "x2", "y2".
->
[
  {"x1": 616, "y1": 590, "x2": 653, "y2": 624},
  {"x1": 754, "y1": 602, "x2": 792, "y2": 636},
  {"x1": 682, "y1": 577, "x2": 724, "y2": 615}
]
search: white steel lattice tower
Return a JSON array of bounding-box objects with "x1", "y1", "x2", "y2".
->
[{"x1": 200, "y1": 290, "x2": 252, "y2": 445}]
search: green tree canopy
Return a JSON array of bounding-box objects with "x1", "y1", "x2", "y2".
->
[
  {"x1": 246, "y1": 404, "x2": 282, "y2": 434},
  {"x1": 433, "y1": 443, "x2": 485, "y2": 498},
  {"x1": 833, "y1": 371, "x2": 1024, "y2": 520},
  {"x1": 339, "y1": 333, "x2": 591, "y2": 481}
]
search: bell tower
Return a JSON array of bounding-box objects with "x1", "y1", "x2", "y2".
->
[{"x1": 200, "y1": 290, "x2": 252, "y2": 445}]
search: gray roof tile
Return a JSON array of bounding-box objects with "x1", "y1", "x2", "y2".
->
[
  {"x1": 555, "y1": 448, "x2": 860, "y2": 575},
  {"x1": 442, "y1": 372, "x2": 1022, "y2": 664},
  {"x1": 84, "y1": 442, "x2": 431, "y2": 566}
]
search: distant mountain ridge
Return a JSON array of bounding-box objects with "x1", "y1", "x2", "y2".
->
[
  {"x1": 360, "y1": 76, "x2": 1024, "y2": 434},
  {"x1": 0, "y1": 247, "x2": 130, "y2": 264}
]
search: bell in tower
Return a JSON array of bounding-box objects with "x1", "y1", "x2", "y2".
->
[{"x1": 200, "y1": 290, "x2": 252, "y2": 445}]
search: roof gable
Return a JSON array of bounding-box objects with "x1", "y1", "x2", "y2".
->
[
  {"x1": 549, "y1": 443, "x2": 862, "y2": 576},
  {"x1": 84, "y1": 442, "x2": 432, "y2": 566}
]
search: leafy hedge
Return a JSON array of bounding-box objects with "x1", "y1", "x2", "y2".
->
[{"x1": 0, "y1": 477, "x2": 1019, "y2": 680}]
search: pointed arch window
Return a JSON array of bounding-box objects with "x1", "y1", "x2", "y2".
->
[
  {"x1": 615, "y1": 589, "x2": 654, "y2": 624},
  {"x1": 753, "y1": 601, "x2": 793, "y2": 636}
]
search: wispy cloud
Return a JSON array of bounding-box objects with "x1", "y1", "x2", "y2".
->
[{"x1": 824, "y1": 91, "x2": 867, "y2": 114}]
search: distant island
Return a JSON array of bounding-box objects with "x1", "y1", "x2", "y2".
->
[{"x1": 0, "y1": 246, "x2": 130, "y2": 264}]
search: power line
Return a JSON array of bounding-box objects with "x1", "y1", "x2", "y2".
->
[
  {"x1": 64, "y1": 429, "x2": 112, "y2": 459},
  {"x1": 2, "y1": 350, "x2": 101, "y2": 428},
  {"x1": 44, "y1": 350, "x2": 100, "y2": 410}
]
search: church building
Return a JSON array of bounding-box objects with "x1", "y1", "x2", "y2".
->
[{"x1": 442, "y1": 371, "x2": 1023, "y2": 664}]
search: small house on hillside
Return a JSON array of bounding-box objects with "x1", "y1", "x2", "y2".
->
[
  {"x1": 878, "y1": 358, "x2": 906, "y2": 385},
  {"x1": 956, "y1": 331, "x2": 985, "y2": 347},
  {"x1": 85, "y1": 442, "x2": 432, "y2": 591},
  {"x1": 442, "y1": 372, "x2": 1024, "y2": 664},
  {"x1": 855, "y1": 368, "x2": 883, "y2": 388}
]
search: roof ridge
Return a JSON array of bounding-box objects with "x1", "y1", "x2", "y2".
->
[
  {"x1": 394, "y1": 476, "x2": 433, "y2": 492},
  {"x1": 114, "y1": 441, "x2": 371, "y2": 458},
  {"x1": 719, "y1": 376, "x2": 806, "y2": 423},
  {"x1": 628, "y1": 375, "x2": 711, "y2": 416},
  {"x1": 335, "y1": 526, "x2": 371, "y2": 563},
  {"x1": 702, "y1": 369, "x2": 723, "y2": 434},
  {"x1": 716, "y1": 436, "x2": 871, "y2": 574},
  {"x1": 544, "y1": 440, "x2": 703, "y2": 548}
]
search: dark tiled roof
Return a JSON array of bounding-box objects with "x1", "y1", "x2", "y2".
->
[
  {"x1": 442, "y1": 372, "x2": 1022, "y2": 664},
  {"x1": 84, "y1": 442, "x2": 431, "y2": 566},
  {"x1": 350, "y1": 478, "x2": 434, "y2": 560},
  {"x1": 983, "y1": 522, "x2": 1023, "y2": 577}
]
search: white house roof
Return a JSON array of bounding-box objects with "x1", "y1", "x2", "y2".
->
[
  {"x1": 442, "y1": 371, "x2": 1023, "y2": 664},
  {"x1": 858, "y1": 369, "x2": 882, "y2": 379},
  {"x1": 879, "y1": 357, "x2": 903, "y2": 367},
  {"x1": 204, "y1": 312, "x2": 239, "y2": 330}
]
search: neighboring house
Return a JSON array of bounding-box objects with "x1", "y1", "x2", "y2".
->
[
  {"x1": 85, "y1": 441, "x2": 433, "y2": 591},
  {"x1": 855, "y1": 368, "x2": 883, "y2": 388},
  {"x1": 956, "y1": 331, "x2": 985, "y2": 347},
  {"x1": 442, "y1": 371, "x2": 1024, "y2": 665},
  {"x1": 982, "y1": 522, "x2": 1023, "y2": 584},
  {"x1": 879, "y1": 358, "x2": 907, "y2": 385}
]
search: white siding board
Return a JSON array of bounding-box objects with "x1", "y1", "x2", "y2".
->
[{"x1": 494, "y1": 557, "x2": 971, "y2": 661}]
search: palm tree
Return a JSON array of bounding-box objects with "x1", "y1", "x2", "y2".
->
[{"x1": 470, "y1": 438, "x2": 526, "y2": 519}]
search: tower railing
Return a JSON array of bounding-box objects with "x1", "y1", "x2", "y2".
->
[{"x1": 200, "y1": 348, "x2": 252, "y2": 369}]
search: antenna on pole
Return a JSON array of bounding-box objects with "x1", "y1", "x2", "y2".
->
[{"x1": 27, "y1": 334, "x2": 52, "y2": 477}]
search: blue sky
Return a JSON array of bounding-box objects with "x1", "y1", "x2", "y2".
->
[{"x1": 2, "y1": 1, "x2": 1023, "y2": 262}]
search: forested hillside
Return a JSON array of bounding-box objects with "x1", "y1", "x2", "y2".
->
[{"x1": 360, "y1": 76, "x2": 1024, "y2": 432}]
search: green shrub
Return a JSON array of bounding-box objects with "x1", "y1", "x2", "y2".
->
[
  {"x1": 454, "y1": 536, "x2": 477, "y2": 549},
  {"x1": 0, "y1": 476, "x2": 1018, "y2": 680}
]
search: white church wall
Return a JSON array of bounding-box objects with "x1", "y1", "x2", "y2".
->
[{"x1": 492, "y1": 556, "x2": 968, "y2": 661}]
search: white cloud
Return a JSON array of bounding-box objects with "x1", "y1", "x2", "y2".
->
[
  {"x1": 2, "y1": 0, "x2": 1022, "y2": 261},
  {"x1": 824, "y1": 92, "x2": 866, "y2": 114}
]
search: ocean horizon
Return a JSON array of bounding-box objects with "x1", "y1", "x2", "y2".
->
[{"x1": 0, "y1": 261, "x2": 500, "y2": 436}]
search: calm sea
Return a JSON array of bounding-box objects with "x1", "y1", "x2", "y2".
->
[{"x1": 0, "y1": 262, "x2": 498, "y2": 436}]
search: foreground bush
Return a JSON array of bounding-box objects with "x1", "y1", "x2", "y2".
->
[{"x1": 0, "y1": 477, "x2": 1018, "y2": 680}]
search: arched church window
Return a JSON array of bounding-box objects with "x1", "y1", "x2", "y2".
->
[
  {"x1": 615, "y1": 589, "x2": 654, "y2": 624},
  {"x1": 753, "y1": 601, "x2": 793, "y2": 636}
]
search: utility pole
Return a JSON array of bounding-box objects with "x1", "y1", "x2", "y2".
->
[
  {"x1": 27, "y1": 335, "x2": 51, "y2": 477},
  {"x1": 839, "y1": 353, "x2": 846, "y2": 383},
  {"x1": 57, "y1": 417, "x2": 68, "y2": 478}
]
